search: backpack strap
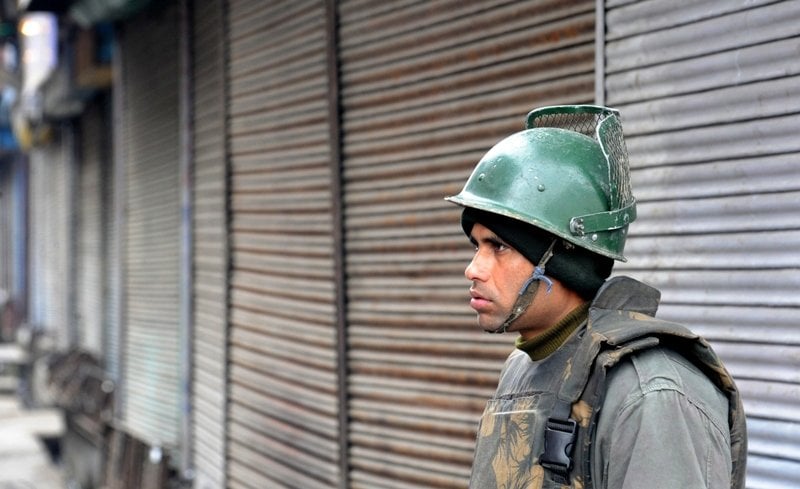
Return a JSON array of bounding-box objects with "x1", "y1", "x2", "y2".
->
[
  {"x1": 540, "y1": 306, "x2": 747, "y2": 488},
  {"x1": 538, "y1": 315, "x2": 660, "y2": 484}
]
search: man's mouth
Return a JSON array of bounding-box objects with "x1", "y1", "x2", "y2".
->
[{"x1": 469, "y1": 289, "x2": 491, "y2": 311}]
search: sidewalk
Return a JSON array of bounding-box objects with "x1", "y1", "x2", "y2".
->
[
  {"x1": 0, "y1": 395, "x2": 65, "y2": 489},
  {"x1": 0, "y1": 341, "x2": 65, "y2": 489}
]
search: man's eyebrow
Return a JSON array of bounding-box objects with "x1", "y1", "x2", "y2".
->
[
  {"x1": 470, "y1": 233, "x2": 507, "y2": 247},
  {"x1": 487, "y1": 235, "x2": 508, "y2": 247}
]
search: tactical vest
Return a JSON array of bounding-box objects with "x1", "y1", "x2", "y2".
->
[{"x1": 469, "y1": 277, "x2": 747, "y2": 489}]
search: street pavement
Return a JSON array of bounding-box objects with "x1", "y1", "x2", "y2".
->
[
  {"x1": 0, "y1": 394, "x2": 65, "y2": 489},
  {"x1": 0, "y1": 338, "x2": 65, "y2": 489}
]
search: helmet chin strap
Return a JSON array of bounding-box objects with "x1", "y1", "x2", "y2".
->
[{"x1": 485, "y1": 239, "x2": 557, "y2": 334}]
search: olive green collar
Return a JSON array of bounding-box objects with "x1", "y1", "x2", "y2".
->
[{"x1": 515, "y1": 302, "x2": 590, "y2": 361}]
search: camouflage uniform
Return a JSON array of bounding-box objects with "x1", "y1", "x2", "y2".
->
[{"x1": 469, "y1": 277, "x2": 747, "y2": 489}]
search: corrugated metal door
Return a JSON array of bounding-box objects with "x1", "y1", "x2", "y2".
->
[
  {"x1": 0, "y1": 163, "x2": 9, "y2": 311},
  {"x1": 117, "y1": 4, "x2": 183, "y2": 450},
  {"x1": 602, "y1": 1, "x2": 800, "y2": 486},
  {"x1": 0, "y1": 160, "x2": 12, "y2": 337},
  {"x1": 0, "y1": 156, "x2": 28, "y2": 340},
  {"x1": 225, "y1": 1, "x2": 341, "y2": 487},
  {"x1": 76, "y1": 97, "x2": 110, "y2": 355},
  {"x1": 27, "y1": 133, "x2": 74, "y2": 348},
  {"x1": 191, "y1": 0, "x2": 228, "y2": 487},
  {"x1": 107, "y1": 33, "x2": 125, "y2": 385},
  {"x1": 338, "y1": 1, "x2": 596, "y2": 486}
]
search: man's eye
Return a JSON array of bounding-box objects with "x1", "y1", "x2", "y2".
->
[{"x1": 492, "y1": 241, "x2": 508, "y2": 252}]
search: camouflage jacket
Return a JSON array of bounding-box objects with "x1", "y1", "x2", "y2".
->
[{"x1": 469, "y1": 276, "x2": 747, "y2": 489}]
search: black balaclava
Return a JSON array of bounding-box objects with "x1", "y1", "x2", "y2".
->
[{"x1": 462, "y1": 208, "x2": 613, "y2": 332}]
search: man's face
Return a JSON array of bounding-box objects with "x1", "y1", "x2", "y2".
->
[{"x1": 465, "y1": 223, "x2": 535, "y2": 333}]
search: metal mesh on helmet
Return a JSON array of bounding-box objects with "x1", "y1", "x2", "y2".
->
[
  {"x1": 597, "y1": 113, "x2": 634, "y2": 211},
  {"x1": 527, "y1": 106, "x2": 634, "y2": 212},
  {"x1": 527, "y1": 109, "x2": 603, "y2": 138}
]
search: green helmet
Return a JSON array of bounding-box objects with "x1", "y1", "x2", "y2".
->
[{"x1": 446, "y1": 105, "x2": 637, "y2": 261}]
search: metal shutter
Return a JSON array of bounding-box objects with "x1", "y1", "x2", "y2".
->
[
  {"x1": 338, "y1": 1, "x2": 596, "y2": 486},
  {"x1": 0, "y1": 159, "x2": 21, "y2": 336},
  {"x1": 0, "y1": 164, "x2": 9, "y2": 314},
  {"x1": 191, "y1": 0, "x2": 229, "y2": 487},
  {"x1": 225, "y1": 1, "x2": 341, "y2": 487},
  {"x1": 76, "y1": 98, "x2": 110, "y2": 355},
  {"x1": 117, "y1": 4, "x2": 183, "y2": 451},
  {"x1": 28, "y1": 133, "x2": 74, "y2": 348},
  {"x1": 0, "y1": 158, "x2": 27, "y2": 339},
  {"x1": 107, "y1": 83, "x2": 122, "y2": 383},
  {"x1": 602, "y1": 1, "x2": 800, "y2": 486}
]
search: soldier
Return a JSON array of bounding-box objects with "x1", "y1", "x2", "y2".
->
[{"x1": 446, "y1": 105, "x2": 747, "y2": 489}]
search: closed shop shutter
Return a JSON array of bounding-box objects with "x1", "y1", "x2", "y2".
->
[
  {"x1": 0, "y1": 158, "x2": 26, "y2": 336},
  {"x1": 0, "y1": 164, "x2": 9, "y2": 307},
  {"x1": 76, "y1": 98, "x2": 110, "y2": 355},
  {"x1": 338, "y1": 1, "x2": 596, "y2": 486},
  {"x1": 603, "y1": 1, "x2": 800, "y2": 486},
  {"x1": 26, "y1": 153, "x2": 43, "y2": 327},
  {"x1": 28, "y1": 134, "x2": 74, "y2": 347},
  {"x1": 117, "y1": 5, "x2": 183, "y2": 450},
  {"x1": 191, "y1": 0, "x2": 228, "y2": 487},
  {"x1": 106, "y1": 104, "x2": 121, "y2": 382},
  {"x1": 225, "y1": 1, "x2": 340, "y2": 487},
  {"x1": 0, "y1": 161, "x2": 13, "y2": 336}
]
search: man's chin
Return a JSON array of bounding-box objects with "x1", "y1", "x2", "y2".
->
[
  {"x1": 478, "y1": 313, "x2": 524, "y2": 334},
  {"x1": 479, "y1": 320, "x2": 509, "y2": 334}
]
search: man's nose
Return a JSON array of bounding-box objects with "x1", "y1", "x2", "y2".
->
[{"x1": 465, "y1": 252, "x2": 488, "y2": 282}]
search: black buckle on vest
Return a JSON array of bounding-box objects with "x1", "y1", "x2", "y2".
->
[{"x1": 540, "y1": 417, "x2": 578, "y2": 482}]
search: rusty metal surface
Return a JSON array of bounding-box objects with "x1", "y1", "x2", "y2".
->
[
  {"x1": 190, "y1": 0, "x2": 229, "y2": 487},
  {"x1": 603, "y1": 0, "x2": 800, "y2": 486},
  {"x1": 225, "y1": 0, "x2": 341, "y2": 487},
  {"x1": 339, "y1": 0, "x2": 596, "y2": 486},
  {"x1": 116, "y1": 3, "x2": 183, "y2": 454},
  {"x1": 75, "y1": 101, "x2": 109, "y2": 357}
]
